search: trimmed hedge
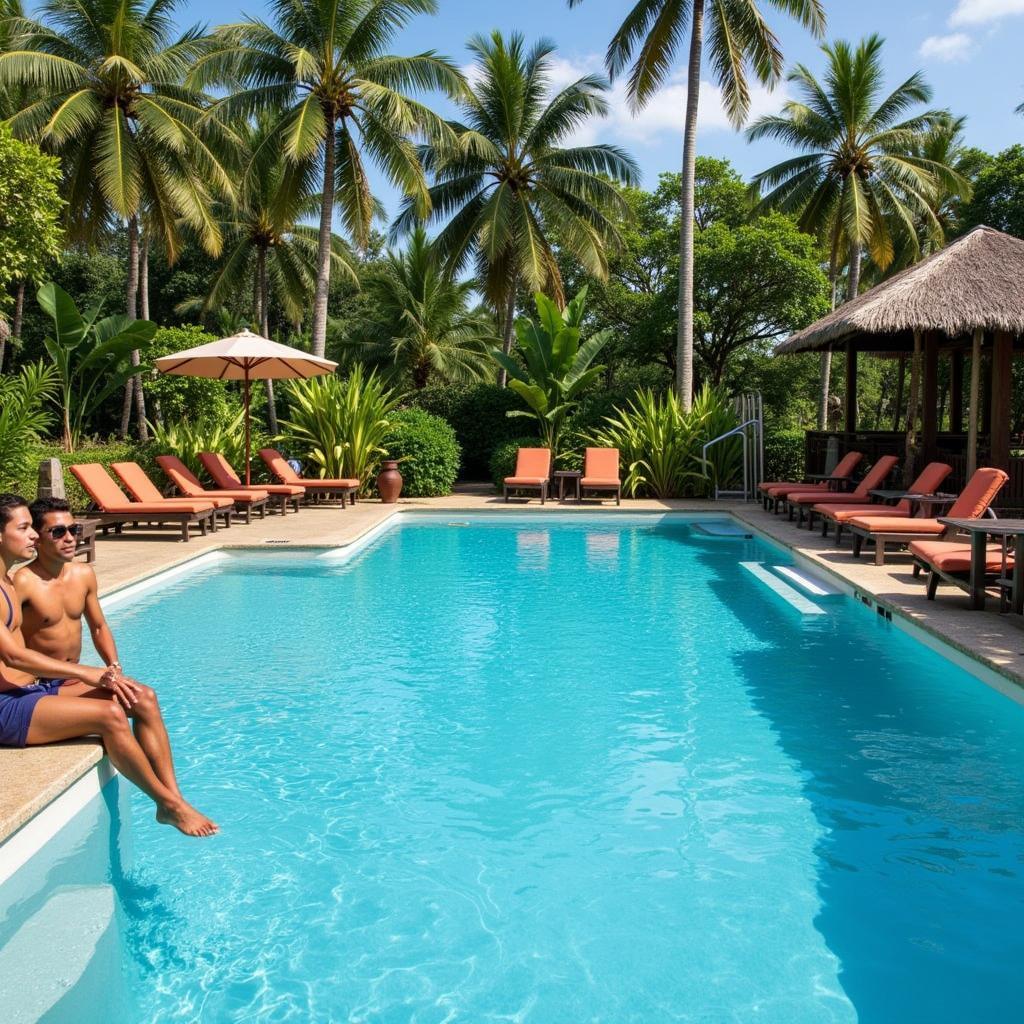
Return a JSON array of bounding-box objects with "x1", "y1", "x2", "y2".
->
[
  {"x1": 763, "y1": 428, "x2": 805, "y2": 483},
  {"x1": 489, "y1": 436, "x2": 548, "y2": 490},
  {"x1": 15, "y1": 440, "x2": 159, "y2": 509},
  {"x1": 414, "y1": 383, "x2": 530, "y2": 479},
  {"x1": 381, "y1": 408, "x2": 461, "y2": 497}
]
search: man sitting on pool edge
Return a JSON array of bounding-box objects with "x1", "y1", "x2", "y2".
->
[{"x1": 0, "y1": 493, "x2": 216, "y2": 837}]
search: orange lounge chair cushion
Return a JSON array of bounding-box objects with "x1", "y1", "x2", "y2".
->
[
  {"x1": 156, "y1": 455, "x2": 269, "y2": 503},
  {"x1": 260, "y1": 448, "x2": 359, "y2": 488},
  {"x1": 815, "y1": 504, "x2": 909, "y2": 522},
  {"x1": 908, "y1": 461, "x2": 953, "y2": 495},
  {"x1": 70, "y1": 463, "x2": 214, "y2": 514},
  {"x1": 760, "y1": 452, "x2": 864, "y2": 493},
  {"x1": 848, "y1": 516, "x2": 946, "y2": 535},
  {"x1": 199, "y1": 452, "x2": 304, "y2": 496},
  {"x1": 510, "y1": 448, "x2": 552, "y2": 481},
  {"x1": 505, "y1": 477, "x2": 548, "y2": 486},
  {"x1": 945, "y1": 467, "x2": 1009, "y2": 519},
  {"x1": 583, "y1": 448, "x2": 620, "y2": 483},
  {"x1": 909, "y1": 540, "x2": 1008, "y2": 574},
  {"x1": 111, "y1": 462, "x2": 234, "y2": 509},
  {"x1": 581, "y1": 478, "x2": 620, "y2": 488}
]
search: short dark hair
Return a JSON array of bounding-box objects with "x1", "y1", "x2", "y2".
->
[
  {"x1": 0, "y1": 494, "x2": 29, "y2": 528},
  {"x1": 29, "y1": 496, "x2": 71, "y2": 531}
]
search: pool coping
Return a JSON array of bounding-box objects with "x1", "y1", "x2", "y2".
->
[{"x1": 3, "y1": 500, "x2": 1024, "y2": 859}]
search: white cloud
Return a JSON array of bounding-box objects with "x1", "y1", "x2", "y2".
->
[
  {"x1": 950, "y1": 0, "x2": 1024, "y2": 25},
  {"x1": 918, "y1": 32, "x2": 974, "y2": 61}
]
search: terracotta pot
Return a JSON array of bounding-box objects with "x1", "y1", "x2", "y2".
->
[{"x1": 376, "y1": 460, "x2": 403, "y2": 503}]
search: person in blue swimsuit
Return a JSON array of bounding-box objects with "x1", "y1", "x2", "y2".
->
[{"x1": 0, "y1": 493, "x2": 216, "y2": 837}]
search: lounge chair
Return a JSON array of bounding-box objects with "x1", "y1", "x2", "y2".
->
[
  {"x1": 813, "y1": 462, "x2": 953, "y2": 541},
  {"x1": 155, "y1": 455, "x2": 270, "y2": 523},
  {"x1": 111, "y1": 462, "x2": 236, "y2": 530},
  {"x1": 503, "y1": 448, "x2": 552, "y2": 503},
  {"x1": 785, "y1": 455, "x2": 900, "y2": 527},
  {"x1": 580, "y1": 448, "x2": 621, "y2": 505},
  {"x1": 759, "y1": 451, "x2": 863, "y2": 512},
  {"x1": 69, "y1": 463, "x2": 217, "y2": 542},
  {"x1": 259, "y1": 448, "x2": 359, "y2": 506},
  {"x1": 848, "y1": 467, "x2": 1008, "y2": 565},
  {"x1": 910, "y1": 539, "x2": 1011, "y2": 604},
  {"x1": 198, "y1": 452, "x2": 304, "y2": 514}
]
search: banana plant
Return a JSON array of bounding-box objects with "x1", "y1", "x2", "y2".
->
[
  {"x1": 491, "y1": 288, "x2": 612, "y2": 455},
  {"x1": 38, "y1": 283, "x2": 157, "y2": 451}
]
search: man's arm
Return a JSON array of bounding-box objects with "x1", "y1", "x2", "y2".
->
[
  {"x1": 81, "y1": 568, "x2": 119, "y2": 667},
  {"x1": 0, "y1": 618, "x2": 109, "y2": 686}
]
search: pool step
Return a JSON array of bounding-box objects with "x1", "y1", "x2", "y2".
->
[
  {"x1": 771, "y1": 565, "x2": 844, "y2": 599},
  {"x1": 740, "y1": 561, "x2": 825, "y2": 616},
  {"x1": 692, "y1": 520, "x2": 753, "y2": 539}
]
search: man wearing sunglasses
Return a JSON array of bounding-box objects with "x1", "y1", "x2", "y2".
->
[{"x1": 8, "y1": 495, "x2": 216, "y2": 838}]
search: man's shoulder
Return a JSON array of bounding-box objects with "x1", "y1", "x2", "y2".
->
[
  {"x1": 66, "y1": 562, "x2": 98, "y2": 590},
  {"x1": 12, "y1": 562, "x2": 43, "y2": 593}
]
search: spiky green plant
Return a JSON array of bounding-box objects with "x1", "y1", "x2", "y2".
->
[
  {"x1": 149, "y1": 407, "x2": 250, "y2": 479},
  {"x1": 280, "y1": 366, "x2": 402, "y2": 490},
  {"x1": 0, "y1": 360, "x2": 59, "y2": 491}
]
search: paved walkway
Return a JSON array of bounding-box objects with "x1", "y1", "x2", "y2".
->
[{"x1": 3, "y1": 491, "x2": 1023, "y2": 844}]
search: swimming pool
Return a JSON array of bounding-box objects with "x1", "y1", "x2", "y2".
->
[{"x1": 3, "y1": 513, "x2": 1024, "y2": 1022}]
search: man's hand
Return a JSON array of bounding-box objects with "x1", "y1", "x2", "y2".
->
[{"x1": 97, "y1": 665, "x2": 141, "y2": 711}]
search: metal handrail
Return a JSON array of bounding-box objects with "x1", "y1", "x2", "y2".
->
[
  {"x1": 703, "y1": 392, "x2": 764, "y2": 501},
  {"x1": 703, "y1": 420, "x2": 759, "y2": 500}
]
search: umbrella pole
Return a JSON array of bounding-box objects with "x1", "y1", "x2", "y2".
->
[{"x1": 244, "y1": 369, "x2": 252, "y2": 486}]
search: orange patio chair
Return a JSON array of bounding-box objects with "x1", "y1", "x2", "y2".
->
[
  {"x1": 259, "y1": 448, "x2": 359, "y2": 506},
  {"x1": 813, "y1": 462, "x2": 953, "y2": 542},
  {"x1": 848, "y1": 467, "x2": 1008, "y2": 565},
  {"x1": 111, "y1": 462, "x2": 236, "y2": 530},
  {"x1": 759, "y1": 451, "x2": 863, "y2": 512},
  {"x1": 580, "y1": 448, "x2": 621, "y2": 505},
  {"x1": 69, "y1": 463, "x2": 217, "y2": 542},
  {"x1": 155, "y1": 455, "x2": 270, "y2": 523},
  {"x1": 198, "y1": 452, "x2": 304, "y2": 514},
  {"x1": 503, "y1": 448, "x2": 552, "y2": 503},
  {"x1": 909, "y1": 538, "x2": 1011, "y2": 605},
  {"x1": 786, "y1": 455, "x2": 900, "y2": 527}
]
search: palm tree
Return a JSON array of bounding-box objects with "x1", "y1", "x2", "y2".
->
[
  {"x1": 570, "y1": 0, "x2": 826, "y2": 409},
  {"x1": 748, "y1": 35, "x2": 965, "y2": 426},
  {"x1": 190, "y1": 0, "x2": 464, "y2": 360},
  {"x1": 393, "y1": 31, "x2": 638, "y2": 386},
  {"x1": 1, "y1": 0, "x2": 238, "y2": 439},
  {"x1": 339, "y1": 227, "x2": 497, "y2": 389}
]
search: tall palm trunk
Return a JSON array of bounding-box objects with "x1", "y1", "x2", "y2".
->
[
  {"x1": 675, "y1": 0, "x2": 706, "y2": 413},
  {"x1": 846, "y1": 242, "x2": 861, "y2": 302},
  {"x1": 498, "y1": 278, "x2": 518, "y2": 388},
  {"x1": 120, "y1": 216, "x2": 140, "y2": 439},
  {"x1": 3, "y1": 280, "x2": 26, "y2": 371},
  {"x1": 818, "y1": 275, "x2": 839, "y2": 429},
  {"x1": 311, "y1": 111, "x2": 336, "y2": 359},
  {"x1": 257, "y1": 247, "x2": 279, "y2": 435},
  {"x1": 133, "y1": 232, "x2": 149, "y2": 440}
]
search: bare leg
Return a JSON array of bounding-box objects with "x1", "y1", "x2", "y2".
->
[{"x1": 27, "y1": 696, "x2": 217, "y2": 837}]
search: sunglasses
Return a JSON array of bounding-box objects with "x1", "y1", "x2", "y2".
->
[{"x1": 46, "y1": 524, "x2": 83, "y2": 539}]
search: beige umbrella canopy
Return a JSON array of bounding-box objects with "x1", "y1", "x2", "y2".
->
[{"x1": 154, "y1": 329, "x2": 337, "y2": 485}]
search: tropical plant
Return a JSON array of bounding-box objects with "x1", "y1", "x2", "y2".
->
[
  {"x1": 748, "y1": 35, "x2": 967, "y2": 425},
  {"x1": 492, "y1": 288, "x2": 613, "y2": 456},
  {"x1": 149, "y1": 407, "x2": 251, "y2": 480},
  {"x1": 569, "y1": 0, "x2": 826, "y2": 409},
  {"x1": 380, "y1": 407, "x2": 460, "y2": 496},
  {"x1": 0, "y1": 360, "x2": 59, "y2": 491},
  {"x1": 280, "y1": 366, "x2": 402, "y2": 489},
  {"x1": 392, "y1": 30, "x2": 638, "y2": 381},
  {"x1": 191, "y1": 0, "x2": 464, "y2": 359},
  {"x1": 339, "y1": 228, "x2": 497, "y2": 389},
  {"x1": 37, "y1": 282, "x2": 157, "y2": 451},
  {"x1": 585, "y1": 385, "x2": 740, "y2": 498}
]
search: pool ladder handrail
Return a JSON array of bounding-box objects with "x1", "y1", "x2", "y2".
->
[{"x1": 702, "y1": 393, "x2": 763, "y2": 501}]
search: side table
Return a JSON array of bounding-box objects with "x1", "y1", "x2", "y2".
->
[{"x1": 553, "y1": 470, "x2": 582, "y2": 503}]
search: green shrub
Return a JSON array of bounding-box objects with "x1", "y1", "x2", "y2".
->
[
  {"x1": 489, "y1": 436, "x2": 548, "y2": 490},
  {"x1": 415, "y1": 382, "x2": 529, "y2": 479},
  {"x1": 16, "y1": 440, "x2": 159, "y2": 508},
  {"x1": 380, "y1": 408, "x2": 461, "y2": 497},
  {"x1": 764, "y1": 427, "x2": 805, "y2": 482},
  {"x1": 0, "y1": 362, "x2": 59, "y2": 492},
  {"x1": 145, "y1": 326, "x2": 241, "y2": 424}
]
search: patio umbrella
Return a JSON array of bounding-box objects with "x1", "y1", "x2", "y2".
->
[{"x1": 154, "y1": 329, "x2": 337, "y2": 485}]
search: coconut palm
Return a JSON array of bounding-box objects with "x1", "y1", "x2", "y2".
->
[
  {"x1": 339, "y1": 227, "x2": 497, "y2": 389},
  {"x1": 569, "y1": 0, "x2": 826, "y2": 409},
  {"x1": 190, "y1": 0, "x2": 465, "y2": 360},
  {"x1": 393, "y1": 31, "x2": 638, "y2": 386},
  {"x1": 748, "y1": 35, "x2": 966, "y2": 426},
  {"x1": 0, "y1": 0, "x2": 238, "y2": 439}
]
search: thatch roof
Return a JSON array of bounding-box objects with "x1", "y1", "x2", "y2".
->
[{"x1": 776, "y1": 226, "x2": 1024, "y2": 354}]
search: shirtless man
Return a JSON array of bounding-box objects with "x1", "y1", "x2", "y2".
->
[{"x1": 0, "y1": 493, "x2": 216, "y2": 837}]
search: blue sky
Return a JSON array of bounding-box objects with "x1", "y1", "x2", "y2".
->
[{"x1": 174, "y1": 0, "x2": 1024, "y2": 221}]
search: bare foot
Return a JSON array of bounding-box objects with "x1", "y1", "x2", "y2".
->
[{"x1": 156, "y1": 801, "x2": 219, "y2": 837}]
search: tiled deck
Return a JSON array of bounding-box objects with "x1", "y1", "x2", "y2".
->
[{"x1": 3, "y1": 491, "x2": 1024, "y2": 845}]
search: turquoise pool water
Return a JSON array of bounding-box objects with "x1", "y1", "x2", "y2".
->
[{"x1": 3, "y1": 513, "x2": 1024, "y2": 1022}]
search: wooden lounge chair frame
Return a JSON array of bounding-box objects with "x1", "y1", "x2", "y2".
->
[
  {"x1": 155, "y1": 455, "x2": 270, "y2": 524},
  {"x1": 259, "y1": 448, "x2": 358, "y2": 506},
  {"x1": 111, "y1": 461, "x2": 236, "y2": 530},
  {"x1": 199, "y1": 452, "x2": 302, "y2": 514},
  {"x1": 503, "y1": 448, "x2": 552, "y2": 504},
  {"x1": 911, "y1": 546, "x2": 1010, "y2": 605}
]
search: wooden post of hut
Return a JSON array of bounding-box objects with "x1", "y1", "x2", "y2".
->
[
  {"x1": 922, "y1": 332, "x2": 939, "y2": 462},
  {"x1": 967, "y1": 328, "x2": 982, "y2": 477},
  {"x1": 990, "y1": 331, "x2": 1013, "y2": 472}
]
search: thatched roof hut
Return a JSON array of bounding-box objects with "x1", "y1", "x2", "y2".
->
[{"x1": 777, "y1": 226, "x2": 1024, "y2": 355}]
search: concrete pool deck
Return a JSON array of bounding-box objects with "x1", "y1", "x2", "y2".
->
[{"x1": 4, "y1": 490, "x2": 1024, "y2": 847}]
